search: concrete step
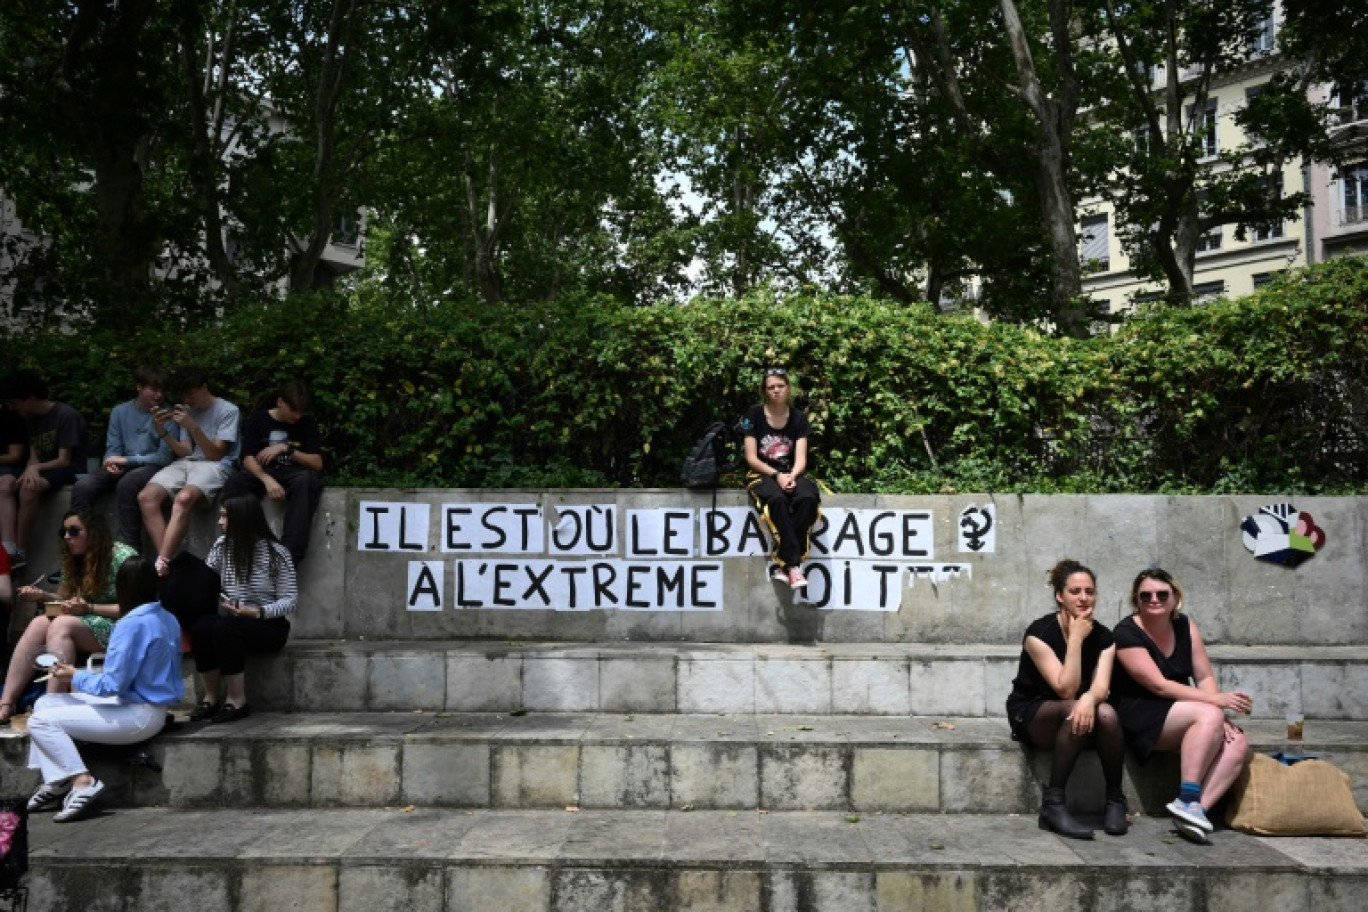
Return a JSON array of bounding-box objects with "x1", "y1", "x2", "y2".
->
[
  {"x1": 5, "y1": 712, "x2": 1365, "y2": 817},
  {"x1": 249, "y1": 640, "x2": 1368, "y2": 719},
  {"x1": 20, "y1": 807, "x2": 1368, "y2": 912}
]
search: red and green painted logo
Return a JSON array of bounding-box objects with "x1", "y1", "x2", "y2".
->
[{"x1": 1240, "y1": 503, "x2": 1326, "y2": 567}]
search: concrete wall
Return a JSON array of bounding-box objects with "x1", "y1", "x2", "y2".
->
[{"x1": 23, "y1": 489, "x2": 1364, "y2": 646}]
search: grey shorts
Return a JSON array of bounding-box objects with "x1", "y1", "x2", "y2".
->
[{"x1": 149, "y1": 460, "x2": 231, "y2": 498}]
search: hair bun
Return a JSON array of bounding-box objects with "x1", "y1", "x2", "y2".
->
[{"x1": 1048, "y1": 558, "x2": 1094, "y2": 593}]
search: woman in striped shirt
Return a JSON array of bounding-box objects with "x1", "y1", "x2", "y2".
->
[{"x1": 187, "y1": 495, "x2": 296, "y2": 724}]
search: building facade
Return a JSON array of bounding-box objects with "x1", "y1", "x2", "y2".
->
[{"x1": 1079, "y1": 12, "x2": 1367, "y2": 321}]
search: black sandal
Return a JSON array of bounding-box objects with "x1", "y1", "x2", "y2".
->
[{"x1": 188, "y1": 701, "x2": 220, "y2": 722}]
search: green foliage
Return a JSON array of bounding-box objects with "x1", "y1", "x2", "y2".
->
[{"x1": 2, "y1": 258, "x2": 1366, "y2": 493}]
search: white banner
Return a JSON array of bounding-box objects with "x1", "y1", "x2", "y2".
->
[
  {"x1": 358, "y1": 501, "x2": 431, "y2": 552},
  {"x1": 441, "y1": 559, "x2": 724, "y2": 612},
  {"x1": 440, "y1": 503, "x2": 544, "y2": 553},
  {"x1": 372, "y1": 501, "x2": 980, "y2": 613}
]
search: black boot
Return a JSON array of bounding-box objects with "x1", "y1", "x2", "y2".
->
[
  {"x1": 1103, "y1": 796, "x2": 1129, "y2": 836},
  {"x1": 1038, "y1": 787, "x2": 1094, "y2": 840}
]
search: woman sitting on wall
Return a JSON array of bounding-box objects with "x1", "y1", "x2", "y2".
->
[
  {"x1": 1007, "y1": 559, "x2": 1127, "y2": 839},
  {"x1": 1110, "y1": 567, "x2": 1251, "y2": 839},
  {"x1": 188, "y1": 495, "x2": 296, "y2": 724},
  {"x1": 1, "y1": 509, "x2": 137, "y2": 723},
  {"x1": 740, "y1": 367, "x2": 820, "y2": 589},
  {"x1": 26, "y1": 555, "x2": 182, "y2": 822}
]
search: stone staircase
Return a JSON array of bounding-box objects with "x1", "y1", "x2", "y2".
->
[
  {"x1": 5, "y1": 643, "x2": 1368, "y2": 911},
  {"x1": 3, "y1": 492, "x2": 1366, "y2": 910}
]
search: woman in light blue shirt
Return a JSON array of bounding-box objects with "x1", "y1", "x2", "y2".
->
[{"x1": 25, "y1": 555, "x2": 183, "y2": 823}]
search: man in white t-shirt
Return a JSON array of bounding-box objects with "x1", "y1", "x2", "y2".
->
[{"x1": 137, "y1": 368, "x2": 240, "y2": 574}]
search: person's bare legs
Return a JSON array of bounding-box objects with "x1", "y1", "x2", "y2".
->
[
  {"x1": 44, "y1": 616, "x2": 104, "y2": 693},
  {"x1": 198, "y1": 669, "x2": 221, "y2": 707},
  {"x1": 0, "y1": 474, "x2": 18, "y2": 545},
  {"x1": 158, "y1": 486, "x2": 205, "y2": 564},
  {"x1": 1, "y1": 615, "x2": 50, "y2": 718},
  {"x1": 1156, "y1": 701, "x2": 1239, "y2": 814},
  {"x1": 223, "y1": 672, "x2": 247, "y2": 708},
  {"x1": 139, "y1": 483, "x2": 172, "y2": 552},
  {"x1": 15, "y1": 474, "x2": 52, "y2": 552},
  {"x1": 1156, "y1": 701, "x2": 1225, "y2": 783},
  {"x1": 1198, "y1": 723, "x2": 1250, "y2": 808}
]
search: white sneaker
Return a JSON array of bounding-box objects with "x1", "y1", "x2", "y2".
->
[
  {"x1": 1166, "y1": 798, "x2": 1213, "y2": 833},
  {"x1": 1173, "y1": 820, "x2": 1212, "y2": 845},
  {"x1": 27, "y1": 780, "x2": 71, "y2": 812},
  {"x1": 769, "y1": 564, "x2": 788, "y2": 583},
  {"x1": 787, "y1": 567, "x2": 808, "y2": 589},
  {"x1": 54, "y1": 779, "x2": 105, "y2": 822}
]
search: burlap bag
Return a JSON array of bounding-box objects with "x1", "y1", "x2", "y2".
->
[{"x1": 1226, "y1": 752, "x2": 1367, "y2": 836}]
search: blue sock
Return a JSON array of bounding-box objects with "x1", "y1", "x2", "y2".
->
[{"x1": 1178, "y1": 781, "x2": 1202, "y2": 804}]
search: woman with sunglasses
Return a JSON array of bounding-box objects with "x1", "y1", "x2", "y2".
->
[
  {"x1": 0, "y1": 509, "x2": 137, "y2": 723},
  {"x1": 1007, "y1": 559, "x2": 1127, "y2": 839},
  {"x1": 740, "y1": 367, "x2": 820, "y2": 589},
  {"x1": 186, "y1": 495, "x2": 296, "y2": 724},
  {"x1": 1110, "y1": 568, "x2": 1251, "y2": 839}
]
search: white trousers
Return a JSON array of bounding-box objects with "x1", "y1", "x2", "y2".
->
[{"x1": 26, "y1": 693, "x2": 166, "y2": 784}]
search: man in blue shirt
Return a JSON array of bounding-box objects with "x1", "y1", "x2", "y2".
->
[{"x1": 70, "y1": 366, "x2": 175, "y2": 546}]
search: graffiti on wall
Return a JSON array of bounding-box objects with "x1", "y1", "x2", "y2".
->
[{"x1": 1240, "y1": 502, "x2": 1326, "y2": 567}]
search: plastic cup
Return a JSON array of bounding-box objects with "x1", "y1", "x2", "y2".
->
[{"x1": 1286, "y1": 712, "x2": 1305, "y2": 742}]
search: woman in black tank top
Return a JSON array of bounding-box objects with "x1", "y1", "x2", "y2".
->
[{"x1": 1005, "y1": 559, "x2": 1128, "y2": 839}]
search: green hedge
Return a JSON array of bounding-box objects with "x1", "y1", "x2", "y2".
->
[{"x1": 5, "y1": 257, "x2": 1367, "y2": 493}]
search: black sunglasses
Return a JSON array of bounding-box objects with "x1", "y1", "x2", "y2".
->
[
  {"x1": 60, "y1": 524, "x2": 85, "y2": 538},
  {"x1": 1137, "y1": 590, "x2": 1171, "y2": 603}
]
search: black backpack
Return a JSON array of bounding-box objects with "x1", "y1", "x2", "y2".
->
[{"x1": 681, "y1": 420, "x2": 743, "y2": 489}]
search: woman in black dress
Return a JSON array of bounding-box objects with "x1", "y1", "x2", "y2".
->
[
  {"x1": 740, "y1": 368, "x2": 820, "y2": 589},
  {"x1": 1110, "y1": 567, "x2": 1250, "y2": 838},
  {"x1": 1007, "y1": 559, "x2": 1127, "y2": 838}
]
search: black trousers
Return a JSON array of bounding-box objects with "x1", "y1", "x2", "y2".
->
[
  {"x1": 220, "y1": 465, "x2": 322, "y2": 567},
  {"x1": 69, "y1": 463, "x2": 162, "y2": 545},
  {"x1": 747, "y1": 474, "x2": 820, "y2": 569},
  {"x1": 189, "y1": 614, "x2": 290, "y2": 677}
]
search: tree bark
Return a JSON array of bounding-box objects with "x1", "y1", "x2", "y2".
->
[
  {"x1": 463, "y1": 144, "x2": 516, "y2": 305},
  {"x1": 999, "y1": 0, "x2": 1087, "y2": 335},
  {"x1": 289, "y1": 0, "x2": 362, "y2": 293},
  {"x1": 56, "y1": 0, "x2": 162, "y2": 327},
  {"x1": 177, "y1": 0, "x2": 238, "y2": 297}
]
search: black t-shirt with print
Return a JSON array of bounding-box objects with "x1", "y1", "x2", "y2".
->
[
  {"x1": 241, "y1": 409, "x2": 322, "y2": 469},
  {"x1": 739, "y1": 403, "x2": 811, "y2": 474},
  {"x1": 0, "y1": 408, "x2": 26, "y2": 465}
]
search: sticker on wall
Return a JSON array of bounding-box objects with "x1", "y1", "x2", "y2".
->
[
  {"x1": 1240, "y1": 503, "x2": 1326, "y2": 567},
  {"x1": 958, "y1": 504, "x2": 996, "y2": 553}
]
